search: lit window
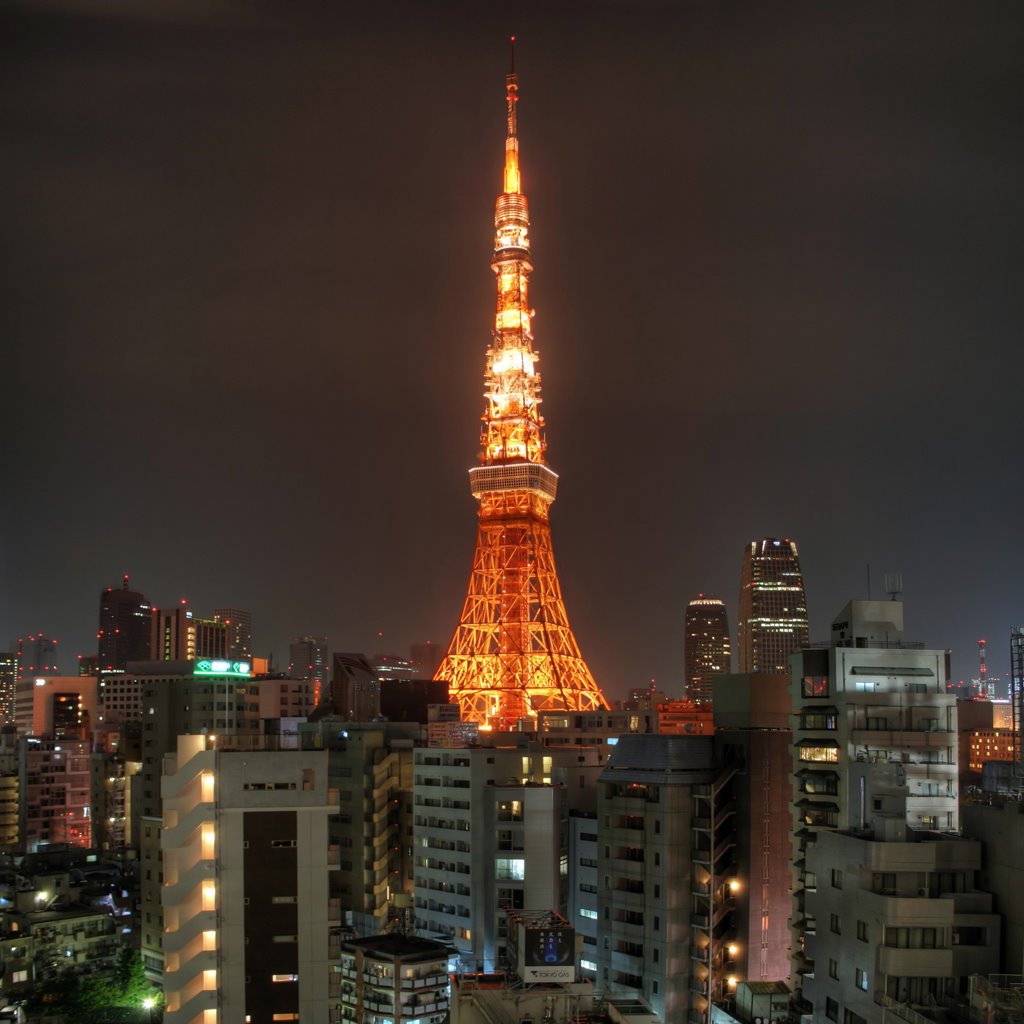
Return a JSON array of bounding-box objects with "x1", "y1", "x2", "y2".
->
[{"x1": 272, "y1": 974, "x2": 299, "y2": 982}]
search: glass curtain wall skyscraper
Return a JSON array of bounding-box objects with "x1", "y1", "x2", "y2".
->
[{"x1": 737, "y1": 538, "x2": 809, "y2": 674}]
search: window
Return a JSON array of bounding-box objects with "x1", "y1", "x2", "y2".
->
[
  {"x1": 826, "y1": 998, "x2": 839, "y2": 1022},
  {"x1": 803, "y1": 676, "x2": 829, "y2": 697},
  {"x1": 580, "y1": 908, "x2": 598, "y2": 919},
  {"x1": 799, "y1": 742, "x2": 839, "y2": 763},
  {"x1": 857, "y1": 920, "x2": 868, "y2": 942},
  {"x1": 855, "y1": 967, "x2": 869, "y2": 991},
  {"x1": 272, "y1": 974, "x2": 299, "y2": 982},
  {"x1": 829, "y1": 959, "x2": 839, "y2": 979},
  {"x1": 845, "y1": 1012, "x2": 867, "y2": 1024},
  {"x1": 831, "y1": 868, "x2": 843, "y2": 889},
  {"x1": 830, "y1": 914, "x2": 841, "y2": 935}
]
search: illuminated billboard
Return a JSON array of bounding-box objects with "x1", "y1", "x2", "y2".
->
[
  {"x1": 522, "y1": 925, "x2": 575, "y2": 983},
  {"x1": 194, "y1": 659, "x2": 251, "y2": 678}
]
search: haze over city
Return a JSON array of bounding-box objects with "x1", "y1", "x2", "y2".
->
[{"x1": 5, "y1": 1, "x2": 1023, "y2": 704}]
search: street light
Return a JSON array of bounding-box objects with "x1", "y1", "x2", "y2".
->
[{"x1": 143, "y1": 996, "x2": 155, "y2": 1024}]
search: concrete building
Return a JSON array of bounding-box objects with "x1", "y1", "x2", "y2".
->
[
  {"x1": 300, "y1": 719, "x2": 420, "y2": 936},
  {"x1": 20, "y1": 736, "x2": 91, "y2": 851},
  {"x1": 737, "y1": 539, "x2": 809, "y2": 675},
  {"x1": 14, "y1": 674, "x2": 97, "y2": 739},
  {"x1": 161, "y1": 734, "x2": 339, "y2": 1024},
  {"x1": 90, "y1": 750, "x2": 141, "y2": 851},
  {"x1": 330, "y1": 652, "x2": 381, "y2": 721},
  {"x1": 962, "y1": 799, "x2": 1024, "y2": 974},
  {"x1": 338, "y1": 932, "x2": 452, "y2": 1024},
  {"x1": 803, "y1": 801, "x2": 998, "y2": 1022},
  {"x1": 791, "y1": 600, "x2": 958, "y2": 996},
  {"x1": 412, "y1": 741, "x2": 603, "y2": 970},
  {"x1": 712, "y1": 673, "x2": 793, "y2": 989},
  {"x1": 596, "y1": 733, "x2": 717, "y2": 1021}
]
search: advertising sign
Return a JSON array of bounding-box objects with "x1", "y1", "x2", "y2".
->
[{"x1": 521, "y1": 925, "x2": 575, "y2": 982}]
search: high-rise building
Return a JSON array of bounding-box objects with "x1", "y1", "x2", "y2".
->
[
  {"x1": 160, "y1": 734, "x2": 338, "y2": 1023},
  {"x1": 1012, "y1": 626, "x2": 1024, "y2": 769},
  {"x1": 213, "y1": 607, "x2": 253, "y2": 660},
  {"x1": 289, "y1": 635, "x2": 328, "y2": 706},
  {"x1": 15, "y1": 632, "x2": 59, "y2": 679},
  {"x1": 737, "y1": 538, "x2": 809, "y2": 674},
  {"x1": 151, "y1": 602, "x2": 197, "y2": 662},
  {"x1": 434, "y1": 53, "x2": 607, "y2": 729},
  {"x1": 0, "y1": 654, "x2": 15, "y2": 727},
  {"x1": 193, "y1": 616, "x2": 229, "y2": 659},
  {"x1": 684, "y1": 595, "x2": 731, "y2": 704},
  {"x1": 97, "y1": 575, "x2": 152, "y2": 670}
]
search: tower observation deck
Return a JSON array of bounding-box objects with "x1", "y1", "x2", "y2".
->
[{"x1": 434, "y1": 43, "x2": 609, "y2": 729}]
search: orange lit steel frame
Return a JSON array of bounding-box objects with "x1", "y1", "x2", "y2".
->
[{"x1": 435, "y1": 52, "x2": 608, "y2": 729}]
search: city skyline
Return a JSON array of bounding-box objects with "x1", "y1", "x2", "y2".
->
[{"x1": 4, "y1": 2, "x2": 1022, "y2": 704}]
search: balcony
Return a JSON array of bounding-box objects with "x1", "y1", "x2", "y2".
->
[{"x1": 877, "y1": 946, "x2": 953, "y2": 977}]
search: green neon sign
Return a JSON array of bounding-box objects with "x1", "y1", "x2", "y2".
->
[{"x1": 194, "y1": 659, "x2": 251, "y2": 678}]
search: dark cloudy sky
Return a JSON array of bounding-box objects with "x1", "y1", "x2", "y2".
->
[{"x1": 4, "y1": 1, "x2": 1023, "y2": 702}]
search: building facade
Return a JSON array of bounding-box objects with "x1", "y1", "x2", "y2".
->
[
  {"x1": 97, "y1": 575, "x2": 152, "y2": 670},
  {"x1": 737, "y1": 538, "x2": 809, "y2": 674},
  {"x1": 161, "y1": 734, "x2": 339, "y2": 1024},
  {"x1": 685, "y1": 595, "x2": 732, "y2": 704}
]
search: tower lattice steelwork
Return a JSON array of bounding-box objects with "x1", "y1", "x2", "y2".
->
[{"x1": 435, "y1": 46, "x2": 608, "y2": 729}]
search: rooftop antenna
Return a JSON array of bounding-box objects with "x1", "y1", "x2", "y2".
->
[{"x1": 883, "y1": 572, "x2": 903, "y2": 601}]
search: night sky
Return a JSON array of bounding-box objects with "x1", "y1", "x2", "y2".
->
[{"x1": 5, "y1": 1, "x2": 1023, "y2": 703}]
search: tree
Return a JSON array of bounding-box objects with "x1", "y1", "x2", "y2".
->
[{"x1": 111, "y1": 944, "x2": 152, "y2": 1007}]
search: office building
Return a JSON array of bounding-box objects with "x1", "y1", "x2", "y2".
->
[
  {"x1": 213, "y1": 607, "x2": 253, "y2": 660},
  {"x1": 290, "y1": 635, "x2": 329, "y2": 705},
  {"x1": 151, "y1": 603, "x2": 197, "y2": 662},
  {"x1": 161, "y1": 734, "x2": 339, "y2": 1024},
  {"x1": 97, "y1": 575, "x2": 152, "y2": 670},
  {"x1": 685, "y1": 595, "x2": 731, "y2": 704},
  {"x1": 15, "y1": 675, "x2": 98, "y2": 739},
  {"x1": 1012, "y1": 626, "x2": 1024, "y2": 769},
  {"x1": 0, "y1": 653, "x2": 16, "y2": 726},
  {"x1": 194, "y1": 616, "x2": 229, "y2": 660},
  {"x1": 328, "y1": 652, "x2": 381, "y2": 721},
  {"x1": 20, "y1": 736, "x2": 91, "y2": 851},
  {"x1": 737, "y1": 538, "x2": 809, "y2": 674},
  {"x1": 380, "y1": 678, "x2": 449, "y2": 723},
  {"x1": 15, "y1": 633, "x2": 59, "y2": 679},
  {"x1": 412, "y1": 741, "x2": 603, "y2": 969}
]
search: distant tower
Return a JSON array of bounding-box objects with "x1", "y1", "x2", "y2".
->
[
  {"x1": 684, "y1": 595, "x2": 731, "y2": 703},
  {"x1": 289, "y1": 635, "x2": 328, "y2": 706},
  {"x1": 978, "y1": 638, "x2": 989, "y2": 696},
  {"x1": 737, "y1": 538, "x2": 809, "y2": 674},
  {"x1": 98, "y1": 574, "x2": 152, "y2": 670},
  {"x1": 434, "y1": 44, "x2": 608, "y2": 729},
  {"x1": 213, "y1": 608, "x2": 253, "y2": 660}
]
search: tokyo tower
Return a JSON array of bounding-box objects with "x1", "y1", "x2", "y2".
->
[{"x1": 435, "y1": 44, "x2": 609, "y2": 729}]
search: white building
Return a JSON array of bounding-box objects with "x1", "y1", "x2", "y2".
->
[{"x1": 161, "y1": 734, "x2": 339, "y2": 1024}]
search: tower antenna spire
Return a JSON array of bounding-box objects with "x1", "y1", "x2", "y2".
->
[{"x1": 433, "y1": 50, "x2": 607, "y2": 729}]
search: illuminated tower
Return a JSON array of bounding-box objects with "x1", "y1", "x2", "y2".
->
[
  {"x1": 737, "y1": 538, "x2": 809, "y2": 674},
  {"x1": 435, "y1": 45, "x2": 608, "y2": 728}
]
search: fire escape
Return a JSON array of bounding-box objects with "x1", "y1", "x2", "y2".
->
[{"x1": 690, "y1": 766, "x2": 739, "y2": 1024}]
